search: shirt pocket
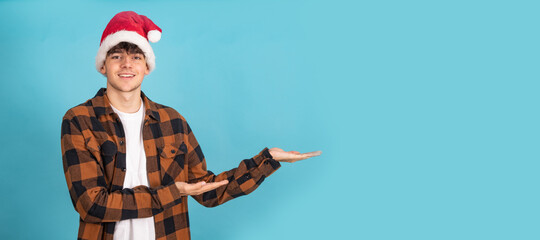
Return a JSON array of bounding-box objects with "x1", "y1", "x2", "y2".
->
[
  {"x1": 158, "y1": 141, "x2": 187, "y2": 183},
  {"x1": 85, "y1": 137, "x2": 118, "y2": 177},
  {"x1": 85, "y1": 136, "x2": 101, "y2": 154}
]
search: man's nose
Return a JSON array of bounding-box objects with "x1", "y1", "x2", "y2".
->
[{"x1": 120, "y1": 56, "x2": 132, "y2": 67}]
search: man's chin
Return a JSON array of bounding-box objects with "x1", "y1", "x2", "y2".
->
[{"x1": 107, "y1": 83, "x2": 141, "y2": 93}]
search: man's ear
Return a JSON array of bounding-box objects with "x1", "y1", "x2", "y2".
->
[
  {"x1": 145, "y1": 64, "x2": 149, "y2": 75},
  {"x1": 99, "y1": 64, "x2": 107, "y2": 74}
]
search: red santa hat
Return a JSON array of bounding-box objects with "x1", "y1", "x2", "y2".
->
[{"x1": 96, "y1": 11, "x2": 162, "y2": 73}]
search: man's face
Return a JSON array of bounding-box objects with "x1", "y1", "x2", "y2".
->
[{"x1": 100, "y1": 50, "x2": 149, "y2": 93}]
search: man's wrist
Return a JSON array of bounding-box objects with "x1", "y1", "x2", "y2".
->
[{"x1": 263, "y1": 147, "x2": 274, "y2": 159}]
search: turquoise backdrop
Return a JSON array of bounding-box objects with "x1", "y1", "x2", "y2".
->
[{"x1": 0, "y1": 0, "x2": 538, "y2": 239}]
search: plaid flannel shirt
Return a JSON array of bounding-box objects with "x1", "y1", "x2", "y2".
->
[{"x1": 61, "y1": 88, "x2": 281, "y2": 240}]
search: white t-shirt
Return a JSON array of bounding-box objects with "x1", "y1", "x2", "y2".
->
[{"x1": 111, "y1": 99, "x2": 156, "y2": 240}]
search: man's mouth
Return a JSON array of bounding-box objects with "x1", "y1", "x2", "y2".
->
[{"x1": 118, "y1": 73, "x2": 135, "y2": 78}]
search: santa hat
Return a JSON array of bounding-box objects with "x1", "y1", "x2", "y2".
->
[{"x1": 96, "y1": 11, "x2": 162, "y2": 73}]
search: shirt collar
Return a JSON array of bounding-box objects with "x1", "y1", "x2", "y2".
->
[{"x1": 92, "y1": 88, "x2": 161, "y2": 122}]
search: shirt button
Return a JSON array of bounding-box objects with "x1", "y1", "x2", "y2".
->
[
  {"x1": 119, "y1": 140, "x2": 124, "y2": 145},
  {"x1": 171, "y1": 149, "x2": 176, "y2": 153}
]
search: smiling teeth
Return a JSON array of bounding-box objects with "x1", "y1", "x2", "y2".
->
[{"x1": 119, "y1": 74, "x2": 134, "y2": 77}]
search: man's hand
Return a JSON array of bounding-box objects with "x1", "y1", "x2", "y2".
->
[
  {"x1": 175, "y1": 180, "x2": 229, "y2": 196},
  {"x1": 268, "y1": 148, "x2": 322, "y2": 163}
]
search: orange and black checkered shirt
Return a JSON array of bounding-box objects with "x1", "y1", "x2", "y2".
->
[{"x1": 61, "y1": 88, "x2": 281, "y2": 240}]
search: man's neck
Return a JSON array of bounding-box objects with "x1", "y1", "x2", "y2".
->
[{"x1": 106, "y1": 86, "x2": 142, "y2": 113}]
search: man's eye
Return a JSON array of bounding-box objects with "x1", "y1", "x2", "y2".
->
[
  {"x1": 134, "y1": 56, "x2": 141, "y2": 60},
  {"x1": 111, "y1": 56, "x2": 120, "y2": 59}
]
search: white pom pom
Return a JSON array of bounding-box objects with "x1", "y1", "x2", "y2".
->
[{"x1": 147, "y1": 30, "x2": 161, "y2": 43}]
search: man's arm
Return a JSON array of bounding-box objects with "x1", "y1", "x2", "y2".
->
[
  {"x1": 182, "y1": 122, "x2": 281, "y2": 207},
  {"x1": 61, "y1": 112, "x2": 183, "y2": 223}
]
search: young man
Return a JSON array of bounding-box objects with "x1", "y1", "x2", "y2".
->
[{"x1": 61, "y1": 11, "x2": 320, "y2": 240}]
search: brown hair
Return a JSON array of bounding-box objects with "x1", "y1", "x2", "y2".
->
[{"x1": 106, "y1": 42, "x2": 146, "y2": 58}]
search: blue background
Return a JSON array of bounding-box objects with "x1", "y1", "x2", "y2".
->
[{"x1": 0, "y1": 0, "x2": 538, "y2": 239}]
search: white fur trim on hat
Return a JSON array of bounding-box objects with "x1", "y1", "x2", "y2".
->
[{"x1": 95, "y1": 30, "x2": 156, "y2": 74}]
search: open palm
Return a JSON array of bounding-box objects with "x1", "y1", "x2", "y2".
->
[{"x1": 268, "y1": 148, "x2": 322, "y2": 163}]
